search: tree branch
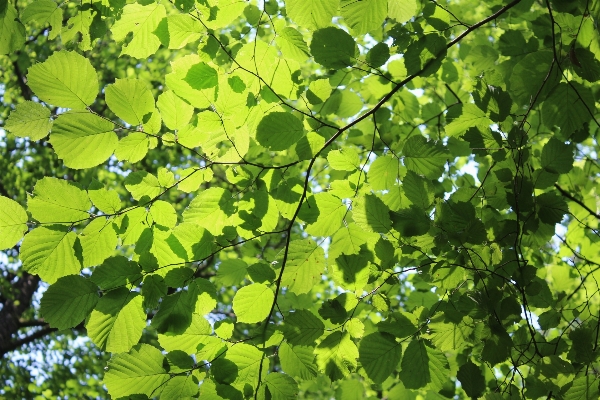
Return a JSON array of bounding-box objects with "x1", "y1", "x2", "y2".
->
[
  {"x1": 555, "y1": 184, "x2": 600, "y2": 220},
  {"x1": 0, "y1": 272, "x2": 41, "y2": 357},
  {"x1": 1, "y1": 326, "x2": 58, "y2": 357}
]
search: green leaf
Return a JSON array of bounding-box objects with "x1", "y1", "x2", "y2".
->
[
  {"x1": 425, "y1": 316, "x2": 472, "y2": 352},
  {"x1": 167, "y1": 14, "x2": 203, "y2": 49},
  {"x1": 404, "y1": 34, "x2": 446, "y2": 76},
  {"x1": 403, "y1": 170, "x2": 434, "y2": 209},
  {"x1": 509, "y1": 50, "x2": 557, "y2": 106},
  {"x1": 256, "y1": 112, "x2": 304, "y2": 151},
  {"x1": 542, "y1": 82, "x2": 595, "y2": 135},
  {"x1": 173, "y1": 223, "x2": 214, "y2": 262},
  {"x1": 281, "y1": 239, "x2": 326, "y2": 295},
  {"x1": 4, "y1": 101, "x2": 52, "y2": 140},
  {"x1": 498, "y1": 30, "x2": 527, "y2": 56},
  {"x1": 160, "y1": 375, "x2": 199, "y2": 399},
  {"x1": 563, "y1": 375, "x2": 599, "y2": 400},
  {"x1": 104, "y1": 344, "x2": 170, "y2": 398},
  {"x1": 327, "y1": 148, "x2": 360, "y2": 171},
  {"x1": 183, "y1": 187, "x2": 235, "y2": 236},
  {"x1": 157, "y1": 91, "x2": 194, "y2": 130},
  {"x1": 402, "y1": 135, "x2": 448, "y2": 179},
  {"x1": 332, "y1": 254, "x2": 370, "y2": 294},
  {"x1": 0, "y1": 196, "x2": 28, "y2": 250},
  {"x1": 20, "y1": 225, "x2": 81, "y2": 284},
  {"x1": 366, "y1": 42, "x2": 390, "y2": 68},
  {"x1": 311, "y1": 27, "x2": 356, "y2": 69},
  {"x1": 91, "y1": 256, "x2": 142, "y2": 291},
  {"x1": 177, "y1": 167, "x2": 213, "y2": 193},
  {"x1": 457, "y1": 361, "x2": 485, "y2": 399},
  {"x1": 86, "y1": 288, "x2": 146, "y2": 353},
  {"x1": 307, "y1": 79, "x2": 332, "y2": 105},
  {"x1": 80, "y1": 218, "x2": 118, "y2": 267},
  {"x1": 27, "y1": 51, "x2": 98, "y2": 109},
  {"x1": 541, "y1": 138, "x2": 574, "y2": 174},
  {"x1": 216, "y1": 259, "x2": 248, "y2": 286},
  {"x1": 340, "y1": 0, "x2": 387, "y2": 35},
  {"x1": 49, "y1": 112, "x2": 117, "y2": 169},
  {"x1": 276, "y1": 27, "x2": 310, "y2": 63},
  {"x1": 105, "y1": 79, "x2": 155, "y2": 126},
  {"x1": 27, "y1": 177, "x2": 90, "y2": 223},
  {"x1": 328, "y1": 223, "x2": 375, "y2": 261},
  {"x1": 352, "y1": 194, "x2": 392, "y2": 233},
  {"x1": 111, "y1": 3, "x2": 166, "y2": 58},
  {"x1": 233, "y1": 283, "x2": 275, "y2": 324},
  {"x1": 481, "y1": 330, "x2": 512, "y2": 365},
  {"x1": 465, "y1": 44, "x2": 499, "y2": 72},
  {"x1": 369, "y1": 155, "x2": 398, "y2": 190},
  {"x1": 359, "y1": 332, "x2": 402, "y2": 383},
  {"x1": 536, "y1": 191, "x2": 567, "y2": 225},
  {"x1": 573, "y1": 47, "x2": 600, "y2": 83},
  {"x1": 158, "y1": 313, "x2": 212, "y2": 353},
  {"x1": 285, "y1": 0, "x2": 339, "y2": 29},
  {"x1": 279, "y1": 342, "x2": 317, "y2": 379},
  {"x1": 399, "y1": 340, "x2": 449, "y2": 391},
  {"x1": 124, "y1": 171, "x2": 162, "y2": 201},
  {"x1": 388, "y1": 0, "x2": 418, "y2": 23},
  {"x1": 217, "y1": 343, "x2": 263, "y2": 389},
  {"x1": 139, "y1": 274, "x2": 166, "y2": 311},
  {"x1": 0, "y1": 2, "x2": 25, "y2": 55},
  {"x1": 378, "y1": 312, "x2": 418, "y2": 338},
  {"x1": 304, "y1": 193, "x2": 346, "y2": 237},
  {"x1": 40, "y1": 275, "x2": 99, "y2": 330},
  {"x1": 214, "y1": 319, "x2": 234, "y2": 339},
  {"x1": 282, "y1": 310, "x2": 325, "y2": 346},
  {"x1": 151, "y1": 290, "x2": 196, "y2": 334},
  {"x1": 115, "y1": 133, "x2": 151, "y2": 163},
  {"x1": 445, "y1": 104, "x2": 493, "y2": 137},
  {"x1": 150, "y1": 200, "x2": 177, "y2": 229},
  {"x1": 184, "y1": 62, "x2": 219, "y2": 90},
  {"x1": 21, "y1": 0, "x2": 62, "y2": 40},
  {"x1": 60, "y1": 7, "x2": 94, "y2": 51},
  {"x1": 88, "y1": 180, "x2": 121, "y2": 215},
  {"x1": 315, "y1": 331, "x2": 358, "y2": 381},
  {"x1": 264, "y1": 373, "x2": 298, "y2": 400}
]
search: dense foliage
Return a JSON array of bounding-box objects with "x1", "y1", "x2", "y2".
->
[{"x1": 1, "y1": 0, "x2": 600, "y2": 398}]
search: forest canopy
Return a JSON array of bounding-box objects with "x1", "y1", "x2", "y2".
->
[{"x1": 1, "y1": 0, "x2": 600, "y2": 398}]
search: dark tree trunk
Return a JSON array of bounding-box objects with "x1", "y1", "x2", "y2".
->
[{"x1": 0, "y1": 272, "x2": 40, "y2": 357}]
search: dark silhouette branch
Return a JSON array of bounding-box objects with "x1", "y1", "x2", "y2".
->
[
  {"x1": 1, "y1": 326, "x2": 58, "y2": 357},
  {"x1": 555, "y1": 184, "x2": 600, "y2": 220}
]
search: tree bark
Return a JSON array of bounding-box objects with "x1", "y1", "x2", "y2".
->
[{"x1": 0, "y1": 272, "x2": 41, "y2": 357}]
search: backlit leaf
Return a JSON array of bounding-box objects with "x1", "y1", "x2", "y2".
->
[
  {"x1": 111, "y1": 3, "x2": 166, "y2": 58},
  {"x1": 49, "y1": 112, "x2": 117, "y2": 169},
  {"x1": 104, "y1": 344, "x2": 169, "y2": 398},
  {"x1": 286, "y1": 0, "x2": 339, "y2": 29},
  {"x1": 40, "y1": 275, "x2": 99, "y2": 330},
  {"x1": 0, "y1": 196, "x2": 28, "y2": 250},
  {"x1": 86, "y1": 288, "x2": 146, "y2": 353},
  {"x1": 4, "y1": 101, "x2": 52, "y2": 140},
  {"x1": 27, "y1": 51, "x2": 98, "y2": 109},
  {"x1": 256, "y1": 112, "x2": 304, "y2": 151},
  {"x1": 20, "y1": 225, "x2": 81, "y2": 284},
  {"x1": 233, "y1": 283, "x2": 275, "y2": 324}
]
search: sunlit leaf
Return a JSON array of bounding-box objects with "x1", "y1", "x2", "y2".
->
[{"x1": 27, "y1": 51, "x2": 98, "y2": 108}]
